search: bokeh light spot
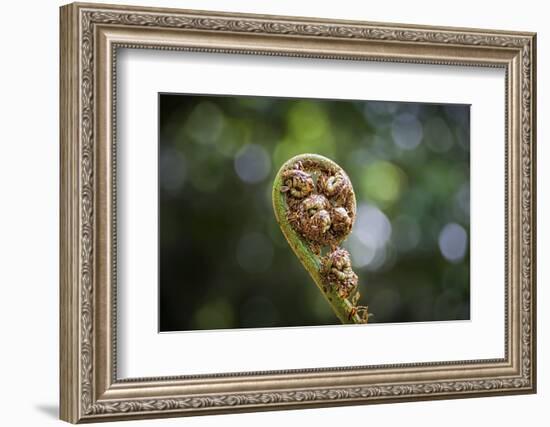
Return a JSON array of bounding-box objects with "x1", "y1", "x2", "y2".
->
[
  {"x1": 391, "y1": 113, "x2": 423, "y2": 150},
  {"x1": 273, "y1": 101, "x2": 334, "y2": 167},
  {"x1": 287, "y1": 101, "x2": 329, "y2": 142},
  {"x1": 355, "y1": 204, "x2": 392, "y2": 249},
  {"x1": 234, "y1": 144, "x2": 271, "y2": 184},
  {"x1": 346, "y1": 234, "x2": 376, "y2": 268},
  {"x1": 184, "y1": 101, "x2": 225, "y2": 144},
  {"x1": 361, "y1": 161, "x2": 404, "y2": 207},
  {"x1": 438, "y1": 223, "x2": 468, "y2": 263},
  {"x1": 194, "y1": 299, "x2": 235, "y2": 330}
]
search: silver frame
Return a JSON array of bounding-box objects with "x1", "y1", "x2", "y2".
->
[{"x1": 60, "y1": 2, "x2": 536, "y2": 423}]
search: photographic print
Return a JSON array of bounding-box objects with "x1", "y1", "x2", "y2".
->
[
  {"x1": 60, "y1": 4, "x2": 536, "y2": 421},
  {"x1": 159, "y1": 94, "x2": 470, "y2": 332}
]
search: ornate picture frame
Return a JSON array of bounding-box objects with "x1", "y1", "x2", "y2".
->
[{"x1": 60, "y1": 2, "x2": 536, "y2": 423}]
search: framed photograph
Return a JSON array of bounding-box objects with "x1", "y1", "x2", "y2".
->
[{"x1": 60, "y1": 2, "x2": 537, "y2": 423}]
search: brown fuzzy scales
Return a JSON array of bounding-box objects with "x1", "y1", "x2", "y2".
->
[
  {"x1": 281, "y1": 160, "x2": 356, "y2": 251},
  {"x1": 330, "y1": 206, "x2": 353, "y2": 236},
  {"x1": 320, "y1": 248, "x2": 358, "y2": 298},
  {"x1": 280, "y1": 157, "x2": 368, "y2": 323},
  {"x1": 280, "y1": 162, "x2": 315, "y2": 210},
  {"x1": 317, "y1": 171, "x2": 353, "y2": 209},
  {"x1": 290, "y1": 194, "x2": 332, "y2": 245}
]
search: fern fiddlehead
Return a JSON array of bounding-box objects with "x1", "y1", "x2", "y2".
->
[{"x1": 273, "y1": 154, "x2": 369, "y2": 324}]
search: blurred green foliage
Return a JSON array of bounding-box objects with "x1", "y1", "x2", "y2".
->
[{"x1": 159, "y1": 94, "x2": 470, "y2": 331}]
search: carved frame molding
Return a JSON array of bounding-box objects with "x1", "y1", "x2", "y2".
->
[{"x1": 60, "y1": 2, "x2": 536, "y2": 423}]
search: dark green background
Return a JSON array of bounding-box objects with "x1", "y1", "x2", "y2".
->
[{"x1": 159, "y1": 94, "x2": 470, "y2": 332}]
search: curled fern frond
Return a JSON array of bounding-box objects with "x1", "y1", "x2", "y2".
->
[{"x1": 273, "y1": 154, "x2": 369, "y2": 324}]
